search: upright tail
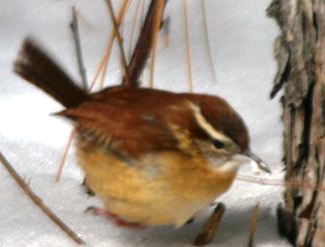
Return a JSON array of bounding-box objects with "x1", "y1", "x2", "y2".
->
[{"x1": 14, "y1": 38, "x2": 89, "y2": 108}]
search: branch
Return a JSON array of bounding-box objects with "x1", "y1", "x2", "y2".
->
[
  {"x1": 70, "y1": 6, "x2": 88, "y2": 91},
  {"x1": 0, "y1": 150, "x2": 85, "y2": 245}
]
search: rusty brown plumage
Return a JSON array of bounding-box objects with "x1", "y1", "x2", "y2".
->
[
  {"x1": 13, "y1": 37, "x2": 260, "y2": 237},
  {"x1": 14, "y1": 38, "x2": 248, "y2": 158},
  {"x1": 14, "y1": 38, "x2": 89, "y2": 108},
  {"x1": 57, "y1": 86, "x2": 248, "y2": 158}
]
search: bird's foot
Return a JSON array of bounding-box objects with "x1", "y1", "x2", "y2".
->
[
  {"x1": 86, "y1": 206, "x2": 145, "y2": 230},
  {"x1": 81, "y1": 178, "x2": 95, "y2": 196}
]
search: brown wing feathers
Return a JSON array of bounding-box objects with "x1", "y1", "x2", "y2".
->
[
  {"x1": 13, "y1": 38, "x2": 249, "y2": 156},
  {"x1": 14, "y1": 38, "x2": 89, "y2": 108}
]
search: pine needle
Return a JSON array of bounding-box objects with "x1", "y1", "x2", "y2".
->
[
  {"x1": 105, "y1": 0, "x2": 130, "y2": 86},
  {"x1": 200, "y1": 0, "x2": 217, "y2": 83},
  {"x1": 182, "y1": 0, "x2": 193, "y2": 92},
  {"x1": 128, "y1": 0, "x2": 143, "y2": 59},
  {"x1": 148, "y1": 0, "x2": 164, "y2": 87}
]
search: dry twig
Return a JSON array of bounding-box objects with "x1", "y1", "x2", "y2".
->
[
  {"x1": 70, "y1": 6, "x2": 88, "y2": 90},
  {"x1": 99, "y1": 0, "x2": 130, "y2": 89},
  {"x1": 128, "y1": 0, "x2": 142, "y2": 59},
  {"x1": 148, "y1": 0, "x2": 164, "y2": 87},
  {"x1": 105, "y1": 0, "x2": 130, "y2": 85},
  {"x1": 182, "y1": 0, "x2": 193, "y2": 92},
  {"x1": 55, "y1": 1, "x2": 129, "y2": 181},
  {"x1": 55, "y1": 129, "x2": 76, "y2": 182},
  {"x1": 90, "y1": 0, "x2": 129, "y2": 90},
  {"x1": 194, "y1": 203, "x2": 226, "y2": 246},
  {"x1": 236, "y1": 175, "x2": 325, "y2": 192},
  {"x1": 200, "y1": 0, "x2": 217, "y2": 83},
  {"x1": 247, "y1": 203, "x2": 260, "y2": 247},
  {"x1": 125, "y1": 0, "x2": 168, "y2": 87},
  {"x1": 0, "y1": 150, "x2": 85, "y2": 245}
]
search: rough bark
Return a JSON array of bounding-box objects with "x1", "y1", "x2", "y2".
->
[{"x1": 267, "y1": 0, "x2": 325, "y2": 246}]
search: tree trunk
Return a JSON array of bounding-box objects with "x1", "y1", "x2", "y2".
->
[{"x1": 267, "y1": 0, "x2": 325, "y2": 246}]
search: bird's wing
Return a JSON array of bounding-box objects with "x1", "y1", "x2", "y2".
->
[{"x1": 59, "y1": 97, "x2": 186, "y2": 158}]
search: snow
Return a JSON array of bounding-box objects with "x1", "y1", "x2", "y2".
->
[{"x1": 0, "y1": 0, "x2": 290, "y2": 246}]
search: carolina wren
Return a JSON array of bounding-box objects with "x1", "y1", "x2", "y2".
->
[{"x1": 14, "y1": 38, "x2": 270, "y2": 228}]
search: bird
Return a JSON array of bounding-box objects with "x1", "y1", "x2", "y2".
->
[{"x1": 14, "y1": 38, "x2": 271, "y2": 229}]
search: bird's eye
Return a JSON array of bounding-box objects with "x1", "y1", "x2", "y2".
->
[{"x1": 212, "y1": 139, "x2": 225, "y2": 149}]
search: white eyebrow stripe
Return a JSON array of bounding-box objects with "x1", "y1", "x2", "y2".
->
[{"x1": 189, "y1": 103, "x2": 232, "y2": 143}]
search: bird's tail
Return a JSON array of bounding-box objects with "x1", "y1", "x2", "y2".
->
[{"x1": 14, "y1": 38, "x2": 89, "y2": 108}]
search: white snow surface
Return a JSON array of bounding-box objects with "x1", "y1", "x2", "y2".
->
[{"x1": 0, "y1": 0, "x2": 291, "y2": 246}]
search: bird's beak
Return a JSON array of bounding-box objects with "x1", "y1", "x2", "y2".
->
[{"x1": 244, "y1": 150, "x2": 272, "y2": 174}]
